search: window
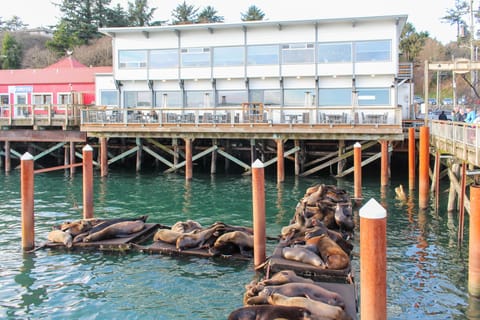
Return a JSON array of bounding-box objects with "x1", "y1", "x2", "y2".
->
[
  {"x1": 217, "y1": 90, "x2": 247, "y2": 106},
  {"x1": 214, "y1": 46, "x2": 244, "y2": 67},
  {"x1": 318, "y1": 42, "x2": 352, "y2": 63},
  {"x1": 100, "y1": 90, "x2": 118, "y2": 106},
  {"x1": 247, "y1": 45, "x2": 279, "y2": 65},
  {"x1": 357, "y1": 88, "x2": 390, "y2": 105},
  {"x1": 318, "y1": 88, "x2": 351, "y2": 106},
  {"x1": 124, "y1": 91, "x2": 152, "y2": 108},
  {"x1": 150, "y1": 49, "x2": 178, "y2": 68},
  {"x1": 355, "y1": 40, "x2": 391, "y2": 62},
  {"x1": 58, "y1": 93, "x2": 71, "y2": 105},
  {"x1": 32, "y1": 93, "x2": 52, "y2": 105},
  {"x1": 0, "y1": 94, "x2": 8, "y2": 105},
  {"x1": 119, "y1": 50, "x2": 147, "y2": 69},
  {"x1": 186, "y1": 91, "x2": 213, "y2": 108},
  {"x1": 284, "y1": 89, "x2": 315, "y2": 106},
  {"x1": 281, "y1": 43, "x2": 314, "y2": 64},
  {"x1": 155, "y1": 91, "x2": 182, "y2": 108},
  {"x1": 250, "y1": 90, "x2": 281, "y2": 106},
  {"x1": 181, "y1": 47, "x2": 210, "y2": 67}
]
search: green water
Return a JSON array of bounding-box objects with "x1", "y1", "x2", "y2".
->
[{"x1": 0, "y1": 169, "x2": 476, "y2": 319}]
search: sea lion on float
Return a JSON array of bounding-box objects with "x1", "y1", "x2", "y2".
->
[
  {"x1": 305, "y1": 233, "x2": 350, "y2": 270},
  {"x1": 47, "y1": 229, "x2": 73, "y2": 248},
  {"x1": 209, "y1": 230, "x2": 253, "y2": 256},
  {"x1": 171, "y1": 220, "x2": 202, "y2": 233},
  {"x1": 307, "y1": 223, "x2": 353, "y2": 255},
  {"x1": 153, "y1": 229, "x2": 184, "y2": 244},
  {"x1": 228, "y1": 305, "x2": 312, "y2": 320},
  {"x1": 261, "y1": 270, "x2": 315, "y2": 286},
  {"x1": 83, "y1": 220, "x2": 145, "y2": 242},
  {"x1": 246, "y1": 282, "x2": 345, "y2": 308},
  {"x1": 176, "y1": 224, "x2": 224, "y2": 250},
  {"x1": 268, "y1": 293, "x2": 351, "y2": 320},
  {"x1": 281, "y1": 246, "x2": 325, "y2": 268},
  {"x1": 334, "y1": 203, "x2": 354, "y2": 231}
]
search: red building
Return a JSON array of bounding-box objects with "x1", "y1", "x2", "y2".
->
[{"x1": 0, "y1": 56, "x2": 111, "y2": 116}]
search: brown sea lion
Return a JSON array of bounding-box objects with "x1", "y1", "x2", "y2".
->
[
  {"x1": 209, "y1": 230, "x2": 253, "y2": 256},
  {"x1": 84, "y1": 220, "x2": 145, "y2": 242},
  {"x1": 307, "y1": 224, "x2": 353, "y2": 255},
  {"x1": 247, "y1": 282, "x2": 345, "y2": 308},
  {"x1": 59, "y1": 219, "x2": 102, "y2": 237},
  {"x1": 334, "y1": 203, "x2": 354, "y2": 231},
  {"x1": 305, "y1": 234, "x2": 349, "y2": 270},
  {"x1": 282, "y1": 246, "x2": 325, "y2": 268},
  {"x1": 171, "y1": 220, "x2": 202, "y2": 233},
  {"x1": 304, "y1": 185, "x2": 325, "y2": 206},
  {"x1": 228, "y1": 305, "x2": 312, "y2": 320},
  {"x1": 153, "y1": 229, "x2": 184, "y2": 244},
  {"x1": 87, "y1": 215, "x2": 148, "y2": 235},
  {"x1": 176, "y1": 224, "x2": 223, "y2": 250},
  {"x1": 268, "y1": 293, "x2": 351, "y2": 320},
  {"x1": 47, "y1": 229, "x2": 73, "y2": 248},
  {"x1": 261, "y1": 270, "x2": 315, "y2": 286},
  {"x1": 395, "y1": 184, "x2": 407, "y2": 201}
]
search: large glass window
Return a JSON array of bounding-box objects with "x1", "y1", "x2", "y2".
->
[
  {"x1": 281, "y1": 43, "x2": 314, "y2": 64},
  {"x1": 124, "y1": 91, "x2": 152, "y2": 108},
  {"x1": 58, "y1": 93, "x2": 71, "y2": 105},
  {"x1": 1, "y1": 94, "x2": 9, "y2": 105},
  {"x1": 250, "y1": 90, "x2": 281, "y2": 106},
  {"x1": 155, "y1": 91, "x2": 183, "y2": 108},
  {"x1": 181, "y1": 47, "x2": 210, "y2": 67},
  {"x1": 318, "y1": 88, "x2": 351, "y2": 106},
  {"x1": 355, "y1": 40, "x2": 391, "y2": 62},
  {"x1": 318, "y1": 42, "x2": 352, "y2": 63},
  {"x1": 32, "y1": 93, "x2": 52, "y2": 105},
  {"x1": 100, "y1": 90, "x2": 118, "y2": 106},
  {"x1": 284, "y1": 89, "x2": 315, "y2": 106},
  {"x1": 150, "y1": 49, "x2": 178, "y2": 68},
  {"x1": 214, "y1": 46, "x2": 244, "y2": 66},
  {"x1": 357, "y1": 88, "x2": 390, "y2": 105},
  {"x1": 247, "y1": 45, "x2": 279, "y2": 65},
  {"x1": 185, "y1": 91, "x2": 214, "y2": 108},
  {"x1": 217, "y1": 90, "x2": 248, "y2": 106},
  {"x1": 119, "y1": 50, "x2": 147, "y2": 69}
]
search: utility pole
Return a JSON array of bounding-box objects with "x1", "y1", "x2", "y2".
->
[{"x1": 470, "y1": 0, "x2": 476, "y2": 97}]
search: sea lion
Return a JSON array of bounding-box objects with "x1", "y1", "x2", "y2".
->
[
  {"x1": 247, "y1": 282, "x2": 345, "y2": 308},
  {"x1": 84, "y1": 220, "x2": 145, "y2": 242},
  {"x1": 171, "y1": 220, "x2": 202, "y2": 233},
  {"x1": 395, "y1": 184, "x2": 407, "y2": 201},
  {"x1": 209, "y1": 230, "x2": 253, "y2": 257},
  {"x1": 281, "y1": 246, "x2": 325, "y2": 268},
  {"x1": 153, "y1": 229, "x2": 184, "y2": 244},
  {"x1": 334, "y1": 203, "x2": 354, "y2": 231},
  {"x1": 268, "y1": 293, "x2": 351, "y2": 320},
  {"x1": 261, "y1": 270, "x2": 314, "y2": 286},
  {"x1": 176, "y1": 224, "x2": 223, "y2": 250},
  {"x1": 305, "y1": 234, "x2": 350, "y2": 270},
  {"x1": 87, "y1": 215, "x2": 148, "y2": 235},
  {"x1": 307, "y1": 224, "x2": 353, "y2": 255},
  {"x1": 228, "y1": 305, "x2": 312, "y2": 320},
  {"x1": 47, "y1": 229, "x2": 73, "y2": 248},
  {"x1": 304, "y1": 185, "x2": 325, "y2": 206}
]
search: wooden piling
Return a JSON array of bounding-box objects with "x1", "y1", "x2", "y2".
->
[
  {"x1": 408, "y1": 127, "x2": 415, "y2": 189},
  {"x1": 434, "y1": 150, "x2": 440, "y2": 211},
  {"x1": 459, "y1": 162, "x2": 467, "y2": 245},
  {"x1": 419, "y1": 126, "x2": 430, "y2": 209},
  {"x1": 380, "y1": 140, "x2": 389, "y2": 186},
  {"x1": 252, "y1": 159, "x2": 266, "y2": 268},
  {"x1": 136, "y1": 137, "x2": 142, "y2": 172},
  {"x1": 354, "y1": 142, "x2": 362, "y2": 200},
  {"x1": 21, "y1": 152, "x2": 35, "y2": 251},
  {"x1": 185, "y1": 138, "x2": 192, "y2": 180},
  {"x1": 82, "y1": 145, "x2": 94, "y2": 219},
  {"x1": 70, "y1": 141, "x2": 75, "y2": 176},
  {"x1": 100, "y1": 137, "x2": 108, "y2": 177},
  {"x1": 5, "y1": 141, "x2": 11, "y2": 172},
  {"x1": 469, "y1": 184, "x2": 480, "y2": 297},
  {"x1": 294, "y1": 139, "x2": 300, "y2": 176},
  {"x1": 276, "y1": 139, "x2": 284, "y2": 183},
  {"x1": 360, "y1": 198, "x2": 387, "y2": 320},
  {"x1": 211, "y1": 139, "x2": 217, "y2": 174}
]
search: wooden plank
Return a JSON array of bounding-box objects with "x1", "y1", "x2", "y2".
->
[
  {"x1": 217, "y1": 148, "x2": 251, "y2": 171},
  {"x1": 108, "y1": 146, "x2": 139, "y2": 165},
  {"x1": 263, "y1": 146, "x2": 300, "y2": 167},
  {"x1": 164, "y1": 145, "x2": 218, "y2": 173},
  {"x1": 0, "y1": 130, "x2": 86, "y2": 142},
  {"x1": 142, "y1": 145, "x2": 174, "y2": 168}
]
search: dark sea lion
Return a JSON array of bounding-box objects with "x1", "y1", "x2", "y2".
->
[
  {"x1": 47, "y1": 229, "x2": 73, "y2": 247},
  {"x1": 268, "y1": 293, "x2": 351, "y2": 320},
  {"x1": 87, "y1": 215, "x2": 148, "y2": 235},
  {"x1": 210, "y1": 230, "x2": 253, "y2": 256},
  {"x1": 307, "y1": 224, "x2": 353, "y2": 255},
  {"x1": 334, "y1": 203, "x2": 354, "y2": 231},
  {"x1": 305, "y1": 234, "x2": 350, "y2": 270},
  {"x1": 304, "y1": 185, "x2": 325, "y2": 206},
  {"x1": 153, "y1": 229, "x2": 184, "y2": 244},
  {"x1": 228, "y1": 305, "x2": 312, "y2": 320},
  {"x1": 247, "y1": 282, "x2": 345, "y2": 308},
  {"x1": 84, "y1": 220, "x2": 145, "y2": 242},
  {"x1": 281, "y1": 246, "x2": 325, "y2": 268},
  {"x1": 176, "y1": 224, "x2": 223, "y2": 250}
]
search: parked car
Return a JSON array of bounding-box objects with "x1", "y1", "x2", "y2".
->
[
  {"x1": 428, "y1": 98, "x2": 437, "y2": 105},
  {"x1": 442, "y1": 98, "x2": 453, "y2": 105}
]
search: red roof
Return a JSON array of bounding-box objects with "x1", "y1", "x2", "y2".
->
[{"x1": 0, "y1": 56, "x2": 112, "y2": 85}]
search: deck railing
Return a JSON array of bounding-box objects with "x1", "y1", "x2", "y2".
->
[
  {"x1": 0, "y1": 104, "x2": 82, "y2": 127},
  {"x1": 80, "y1": 105, "x2": 403, "y2": 126}
]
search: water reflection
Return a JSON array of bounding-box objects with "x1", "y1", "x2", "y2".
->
[
  {"x1": 275, "y1": 182, "x2": 286, "y2": 224},
  {"x1": 13, "y1": 253, "x2": 47, "y2": 314}
]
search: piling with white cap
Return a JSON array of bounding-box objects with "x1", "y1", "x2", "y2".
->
[
  {"x1": 354, "y1": 142, "x2": 362, "y2": 201},
  {"x1": 360, "y1": 198, "x2": 387, "y2": 319},
  {"x1": 21, "y1": 152, "x2": 35, "y2": 251},
  {"x1": 82, "y1": 145, "x2": 94, "y2": 219},
  {"x1": 252, "y1": 159, "x2": 266, "y2": 268}
]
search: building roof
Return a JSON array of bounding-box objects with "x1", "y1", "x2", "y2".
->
[{"x1": 0, "y1": 57, "x2": 112, "y2": 85}]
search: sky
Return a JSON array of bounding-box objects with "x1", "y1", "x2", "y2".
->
[{"x1": 1, "y1": 0, "x2": 460, "y2": 44}]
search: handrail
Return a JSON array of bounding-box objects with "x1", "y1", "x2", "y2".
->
[{"x1": 0, "y1": 104, "x2": 81, "y2": 127}]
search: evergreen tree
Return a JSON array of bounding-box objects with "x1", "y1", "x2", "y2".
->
[
  {"x1": 46, "y1": 20, "x2": 78, "y2": 57},
  {"x1": 197, "y1": 6, "x2": 224, "y2": 23},
  {"x1": 399, "y1": 22, "x2": 429, "y2": 62},
  {"x1": 442, "y1": 0, "x2": 469, "y2": 41},
  {"x1": 128, "y1": 0, "x2": 156, "y2": 27},
  {"x1": 106, "y1": 4, "x2": 130, "y2": 27},
  {"x1": 56, "y1": 0, "x2": 99, "y2": 45},
  {"x1": 1, "y1": 32, "x2": 22, "y2": 69},
  {"x1": 171, "y1": 1, "x2": 199, "y2": 25},
  {"x1": 240, "y1": 5, "x2": 265, "y2": 21}
]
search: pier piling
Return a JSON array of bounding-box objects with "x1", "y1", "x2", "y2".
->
[
  {"x1": 82, "y1": 145, "x2": 94, "y2": 219},
  {"x1": 21, "y1": 152, "x2": 35, "y2": 251},
  {"x1": 354, "y1": 142, "x2": 362, "y2": 201},
  {"x1": 419, "y1": 126, "x2": 430, "y2": 209},
  {"x1": 469, "y1": 184, "x2": 480, "y2": 297},
  {"x1": 252, "y1": 159, "x2": 266, "y2": 268},
  {"x1": 276, "y1": 139, "x2": 284, "y2": 183},
  {"x1": 408, "y1": 127, "x2": 415, "y2": 189}
]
